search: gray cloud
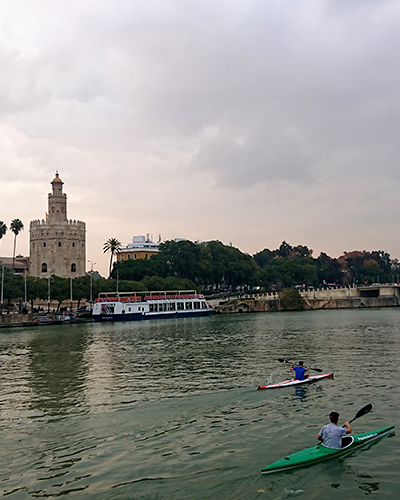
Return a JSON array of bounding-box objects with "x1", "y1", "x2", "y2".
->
[{"x1": 1, "y1": 0, "x2": 400, "y2": 275}]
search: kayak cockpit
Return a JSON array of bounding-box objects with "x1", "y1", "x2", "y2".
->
[
  {"x1": 320, "y1": 435, "x2": 354, "y2": 450},
  {"x1": 341, "y1": 436, "x2": 354, "y2": 449}
]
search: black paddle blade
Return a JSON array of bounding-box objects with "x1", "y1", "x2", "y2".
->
[
  {"x1": 277, "y1": 358, "x2": 290, "y2": 364},
  {"x1": 349, "y1": 403, "x2": 373, "y2": 423},
  {"x1": 311, "y1": 367, "x2": 323, "y2": 373}
]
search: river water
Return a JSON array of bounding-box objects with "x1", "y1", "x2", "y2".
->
[{"x1": 0, "y1": 309, "x2": 399, "y2": 499}]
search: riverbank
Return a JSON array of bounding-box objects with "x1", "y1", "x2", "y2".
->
[{"x1": 209, "y1": 284, "x2": 400, "y2": 313}]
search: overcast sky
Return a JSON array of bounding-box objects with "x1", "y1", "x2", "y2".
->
[{"x1": 1, "y1": 0, "x2": 400, "y2": 277}]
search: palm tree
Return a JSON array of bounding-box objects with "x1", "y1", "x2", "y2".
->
[
  {"x1": 0, "y1": 221, "x2": 6, "y2": 247},
  {"x1": 10, "y1": 218, "x2": 24, "y2": 269},
  {"x1": 103, "y1": 238, "x2": 122, "y2": 277}
]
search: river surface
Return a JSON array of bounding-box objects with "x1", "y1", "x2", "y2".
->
[{"x1": 0, "y1": 309, "x2": 399, "y2": 499}]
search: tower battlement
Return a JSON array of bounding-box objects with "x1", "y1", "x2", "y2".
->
[{"x1": 30, "y1": 219, "x2": 86, "y2": 230}]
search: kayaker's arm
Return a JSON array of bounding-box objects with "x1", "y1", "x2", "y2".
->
[
  {"x1": 343, "y1": 421, "x2": 352, "y2": 434},
  {"x1": 317, "y1": 433, "x2": 323, "y2": 442}
]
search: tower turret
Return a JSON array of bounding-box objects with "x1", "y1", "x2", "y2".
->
[{"x1": 48, "y1": 171, "x2": 67, "y2": 222}]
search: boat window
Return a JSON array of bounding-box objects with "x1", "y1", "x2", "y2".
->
[
  {"x1": 194, "y1": 302, "x2": 200, "y2": 309},
  {"x1": 177, "y1": 302, "x2": 184, "y2": 310},
  {"x1": 186, "y1": 302, "x2": 192, "y2": 310},
  {"x1": 169, "y1": 303, "x2": 176, "y2": 311}
]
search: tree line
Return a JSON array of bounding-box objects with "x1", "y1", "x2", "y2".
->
[
  {"x1": 109, "y1": 239, "x2": 400, "y2": 292},
  {"x1": 1, "y1": 237, "x2": 399, "y2": 312}
]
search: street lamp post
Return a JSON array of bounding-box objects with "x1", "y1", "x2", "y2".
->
[
  {"x1": 70, "y1": 275, "x2": 73, "y2": 311},
  {"x1": 0, "y1": 266, "x2": 4, "y2": 316},
  {"x1": 47, "y1": 274, "x2": 51, "y2": 313},
  {"x1": 88, "y1": 260, "x2": 96, "y2": 310}
]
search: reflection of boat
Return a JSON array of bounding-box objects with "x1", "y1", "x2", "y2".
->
[
  {"x1": 92, "y1": 291, "x2": 213, "y2": 322},
  {"x1": 257, "y1": 373, "x2": 333, "y2": 390},
  {"x1": 261, "y1": 426, "x2": 395, "y2": 474}
]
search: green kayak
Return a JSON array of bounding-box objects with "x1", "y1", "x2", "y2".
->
[{"x1": 261, "y1": 426, "x2": 394, "y2": 474}]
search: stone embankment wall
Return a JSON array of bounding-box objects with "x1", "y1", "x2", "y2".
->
[
  {"x1": 210, "y1": 286, "x2": 400, "y2": 314},
  {"x1": 0, "y1": 313, "x2": 38, "y2": 327}
]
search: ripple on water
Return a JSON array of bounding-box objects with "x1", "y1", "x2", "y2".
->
[{"x1": 0, "y1": 310, "x2": 399, "y2": 499}]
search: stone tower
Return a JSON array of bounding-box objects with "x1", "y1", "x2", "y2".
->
[{"x1": 29, "y1": 172, "x2": 86, "y2": 278}]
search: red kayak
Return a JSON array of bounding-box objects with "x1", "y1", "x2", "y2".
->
[{"x1": 257, "y1": 373, "x2": 333, "y2": 390}]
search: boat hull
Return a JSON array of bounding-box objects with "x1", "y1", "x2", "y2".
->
[
  {"x1": 257, "y1": 373, "x2": 333, "y2": 390},
  {"x1": 92, "y1": 309, "x2": 213, "y2": 322},
  {"x1": 261, "y1": 426, "x2": 395, "y2": 474}
]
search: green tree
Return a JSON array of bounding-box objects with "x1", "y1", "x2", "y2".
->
[
  {"x1": 111, "y1": 256, "x2": 161, "y2": 281},
  {"x1": 10, "y1": 218, "x2": 24, "y2": 269},
  {"x1": 0, "y1": 221, "x2": 6, "y2": 247},
  {"x1": 103, "y1": 238, "x2": 122, "y2": 277},
  {"x1": 278, "y1": 288, "x2": 303, "y2": 311},
  {"x1": 72, "y1": 275, "x2": 90, "y2": 308},
  {"x1": 50, "y1": 276, "x2": 70, "y2": 310},
  {"x1": 26, "y1": 277, "x2": 48, "y2": 312},
  {"x1": 2, "y1": 267, "x2": 24, "y2": 313}
]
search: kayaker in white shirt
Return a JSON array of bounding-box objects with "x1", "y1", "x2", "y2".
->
[{"x1": 317, "y1": 411, "x2": 352, "y2": 449}]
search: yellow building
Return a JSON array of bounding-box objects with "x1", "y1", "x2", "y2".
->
[{"x1": 117, "y1": 235, "x2": 160, "y2": 262}]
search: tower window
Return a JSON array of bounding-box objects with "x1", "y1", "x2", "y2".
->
[
  {"x1": 41, "y1": 263, "x2": 47, "y2": 273},
  {"x1": 72, "y1": 242, "x2": 75, "y2": 247},
  {"x1": 71, "y1": 263, "x2": 76, "y2": 273},
  {"x1": 58, "y1": 242, "x2": 62, "y2": 247},
  {"x1": 43, "y1": 242, "x2": 46, "y2": 247}
]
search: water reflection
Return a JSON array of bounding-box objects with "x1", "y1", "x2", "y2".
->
[
  {"x1": 28, "y1": 329, "x2": 89, "y2": 416},
  {"x1": 294, "y1": 386, "x2": 308, "y2": 401}
]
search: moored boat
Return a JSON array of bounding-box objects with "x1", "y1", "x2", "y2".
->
[
  {"x1": 92, "y1": 290, "x2": 213, "y2": 322},
  {"x1": 261, "y1": 426, "x2": 395, "y2": 474},
  {"x1": 257, "y1": 373, "x2": 333, "y2": 390}
]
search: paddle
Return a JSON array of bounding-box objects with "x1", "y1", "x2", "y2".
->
[
  {"x1": 348, "y1": 403, "x2": 373, "y2": 424},
  {"x1": 278, "y1": 358, "x2": 323, "y2": 373}
]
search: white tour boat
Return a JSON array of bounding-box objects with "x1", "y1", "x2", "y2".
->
[{"x1": 92, "y1": 291, "x2": 213, "y2": 322}]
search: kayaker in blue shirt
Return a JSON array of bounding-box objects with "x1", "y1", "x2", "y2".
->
[
  {"x1": 290, "y1": 361, "x2": 309, "y2": 380},
  {"x1": 317, "y1": 411, "x2": 352, "y2": 449}
]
